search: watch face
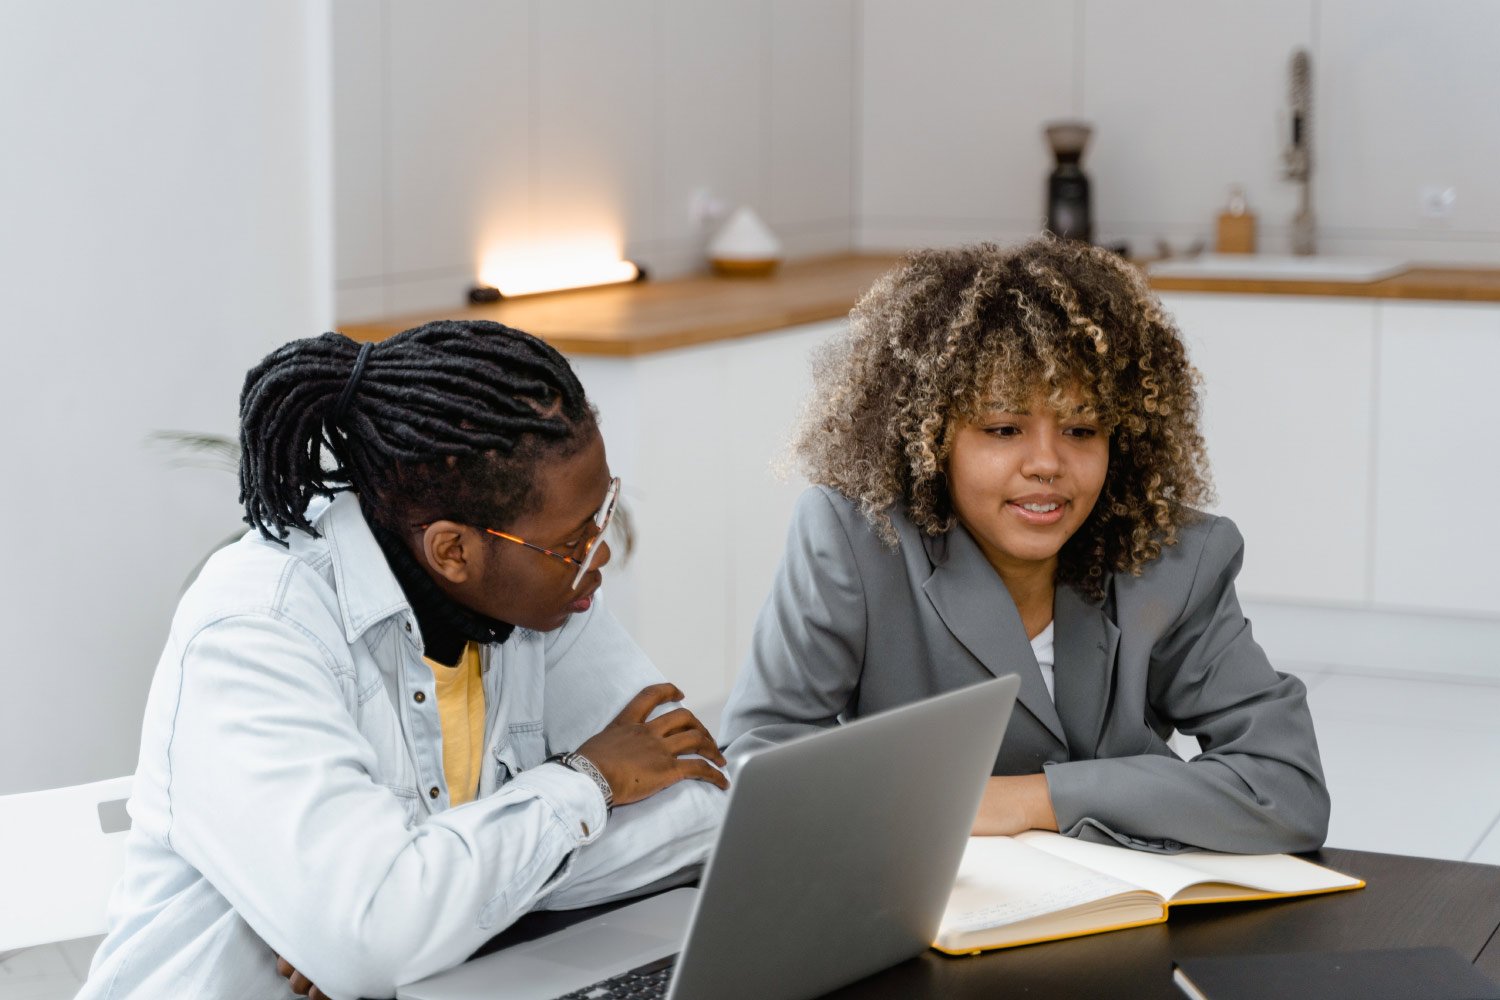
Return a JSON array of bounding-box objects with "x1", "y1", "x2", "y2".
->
[{"x1": 550, "y1": 751, "x2": 612, "y2": 807}]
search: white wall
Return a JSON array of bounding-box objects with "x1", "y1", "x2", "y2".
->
[
  {"x1": 858, "y1": 0, "x2": 1500, "y2": 264},
  {"x1": 0, "y1": 3, "x2": 333, "y2": 795},
  {"x1": 332, "y1": 0, "x2": 857, "y2": 322}
]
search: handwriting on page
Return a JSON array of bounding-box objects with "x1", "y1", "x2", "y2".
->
[
  {"x1": 940, "y1": 837, "x2": 1141, "y2": 936},
  {"x1": 946, "y1": 871, "x2": 1133, "y2": 933}
]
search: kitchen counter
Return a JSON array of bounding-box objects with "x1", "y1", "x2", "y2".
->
[
  {"x1": 338, "y1": 255, "x2": 1500, "y2": 357},
  {"x1": 1146, "y1": 264, "x2": 1500, "y2": 303},
  {"x1": 339, "y1": 254, "x2": 901, "y2": 356}
]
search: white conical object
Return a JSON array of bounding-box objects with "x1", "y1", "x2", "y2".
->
[{"x1": 709, "y1": 206, "x2": 782, "y2": 262}]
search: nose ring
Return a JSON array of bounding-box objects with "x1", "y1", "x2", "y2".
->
[{"x1": 1035, "y1": 475, "x2": 1056, "y2": 485}]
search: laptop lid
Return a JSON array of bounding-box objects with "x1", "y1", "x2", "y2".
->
[
  {"x1": 665, "y1": 674, "x2": 1019, "y2": 1000},
  {"x1": 398, "y1": 675, "x2": 1019, "y2": 1000}
]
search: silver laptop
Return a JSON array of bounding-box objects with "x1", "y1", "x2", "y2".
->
[{"x1": 398, "y1": 675, "x2": 1020, "y2": 1000}]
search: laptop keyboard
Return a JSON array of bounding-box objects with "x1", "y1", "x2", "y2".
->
[{"x1": 554, "y1": 953, "x2": 677, "y2": 999}]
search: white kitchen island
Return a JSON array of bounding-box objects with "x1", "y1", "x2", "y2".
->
[{"x1": 343, "y1": 256, "x2": 1500, "y2": 712}]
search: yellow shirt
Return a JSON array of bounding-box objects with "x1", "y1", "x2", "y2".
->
[{"x1": 425, "y1": 642, "x2": 486, "y2": 806}]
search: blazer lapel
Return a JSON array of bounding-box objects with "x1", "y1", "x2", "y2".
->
[
  {"x1": 1051, "y1": 585, "x2": 1121, "y2": 760},
  {"x1": 921, "y1": 528, "x2": 1068, "y2": 748}
]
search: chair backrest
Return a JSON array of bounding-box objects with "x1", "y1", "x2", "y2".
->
[{"x1": 0, "y1": 775, "x2": 133, "y2": 952}]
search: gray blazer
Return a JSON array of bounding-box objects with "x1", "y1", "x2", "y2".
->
[{"x1": 722, "y1": 486, "x2": 1330, "y2": 854}]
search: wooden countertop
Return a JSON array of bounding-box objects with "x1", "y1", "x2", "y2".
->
[
  {"x1": 339, "y1": 254, "x2": 901, "y2": 357},
  {"x1": 1147, "y1": 265, "x2": 1500, "y2": 303},
  {"x1": 338, "y1": 255, "x2": 1500, "y2": 358}
]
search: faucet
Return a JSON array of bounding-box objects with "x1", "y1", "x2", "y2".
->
[{"x1": 1282, "y1": 48, "x2": 1315, "y2": 255}]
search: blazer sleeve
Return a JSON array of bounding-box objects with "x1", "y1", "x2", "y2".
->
[
  {"x1": 1044, "y1": 516, "x2": 1332, "y2": 854},
  {"x1": 720, "y1": 487, "x2": 868, "y2": 766}
]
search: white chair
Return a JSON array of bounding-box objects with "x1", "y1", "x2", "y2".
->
[{"x1": 0, "y1": 775, "x2": 133, "y2": 955}]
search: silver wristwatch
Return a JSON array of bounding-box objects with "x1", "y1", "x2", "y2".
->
[{"x1": 547, "y1": 751, "x2": 614, "y2": 812}]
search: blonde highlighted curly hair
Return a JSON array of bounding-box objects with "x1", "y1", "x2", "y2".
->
[{"x1": 795, "y1": 237, "x2": 1213, "y2": 599}]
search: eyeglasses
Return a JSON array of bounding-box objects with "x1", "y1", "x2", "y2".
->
[
  {"x1": 427, "y1": 476, "x2": 621, "y2": 591},
  {"x1": 488, "y1": 476, "x2": 619, "y2": 590}
]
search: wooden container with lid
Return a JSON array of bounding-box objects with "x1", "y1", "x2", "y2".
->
[{"x1": 1216, "y1": 185, "x2": 1257, "y2": 254}]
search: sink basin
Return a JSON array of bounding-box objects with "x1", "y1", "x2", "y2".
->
[{"x1": 1148, "y1": 254, "x2": 1408, "y2": 283}]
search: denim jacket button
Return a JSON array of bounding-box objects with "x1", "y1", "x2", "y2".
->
[
  {"x1": 428, "y1": 786, "x2": 440, "y2": 799},
  {"x1": 405, "y1": 621, "x2": 412, "y2": 633},
  {"x1": 413, "y1": 691, "x2": 426, "y2": 704}
]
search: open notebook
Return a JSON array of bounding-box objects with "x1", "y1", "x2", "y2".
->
[{"x1": 934, "y1": 830, "x2": 1363, "y2": 955}]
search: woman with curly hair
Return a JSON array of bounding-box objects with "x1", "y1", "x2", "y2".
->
[{"x1": 721, "y1": 237, "x2": 1329, "y2": 854}]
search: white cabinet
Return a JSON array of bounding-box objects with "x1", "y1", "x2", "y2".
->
[
  {"x1": 1160, "y1": 293, "x2": 1377, "y2": 606},
  {"x1": 1372, "y1": 302, "x2": 1500, "y2": 616},
  {"x1": 1160, "y1": 291, "x2": 1500, "y2": 625},
  {"x1": 568, "y1": 320, "x2": 841, "y2": 712}
]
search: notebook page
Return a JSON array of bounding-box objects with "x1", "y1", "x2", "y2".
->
[
  {"x1": 1016, "y1": 831, "x2": 1226, "y2": 899},
  {"x1": 939, "y1": 835, "x2": 1142, "y2": 937},
  {"x1": 1153, "y1": 850, "x2": 1360, "y2": 898},
  {"x1": 1016, "y1": 831, "x2": 1360, "y2": 900}
]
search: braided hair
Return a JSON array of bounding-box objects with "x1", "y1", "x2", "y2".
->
[{"x1": 238, "y1": 319, "x2": 595, "y2": 543}]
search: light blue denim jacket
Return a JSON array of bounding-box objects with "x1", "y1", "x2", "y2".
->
[{"x1": 80, "y1": 493, "x2": 726, "y2": 1000}]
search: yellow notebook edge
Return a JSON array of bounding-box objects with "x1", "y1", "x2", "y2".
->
[
  {"x1": 929, "y1": 877, "x2": 1366, "y2": 957},
  {"x1": 930, "y1": 911, "x2": 1168, "y2": 957}
]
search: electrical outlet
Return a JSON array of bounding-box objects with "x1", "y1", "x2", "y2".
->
[
  {"x1": 1420, "y1": 184, "x2": 1457, "y2": 221},
  {"x1": 689, "y1": 187, "x2": 727, "y2": 230}
]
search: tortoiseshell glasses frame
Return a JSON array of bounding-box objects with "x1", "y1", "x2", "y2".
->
[{"x1": 417, "y1": 476, "x2": 620, "y2": 591}]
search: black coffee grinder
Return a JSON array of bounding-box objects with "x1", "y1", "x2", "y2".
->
[{"x1": 1044, "y1": 121, "x2": 1093, "y2": 243}]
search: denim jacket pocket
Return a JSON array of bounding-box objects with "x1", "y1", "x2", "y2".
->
[
  {"x1": 495, "y1": 722, "x2": 547, "y2": 779},
  {"x1": 510, "y1": 722, "x2": 546, "y2": 766},
  {"x1": 380, "y1": 782, "x2": 424, "y2": 828}
]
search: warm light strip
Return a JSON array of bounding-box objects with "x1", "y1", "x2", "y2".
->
[{"x1": 490, "y1": 258, "x2": 640, "y2": 298}]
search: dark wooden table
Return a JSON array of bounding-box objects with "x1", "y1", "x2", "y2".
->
[
  {"x1": 483, "y1": 848, "x2": 1500, "y2": 999},
  {"x1": 822, "y1": 848, "x2": 1500, "y2": 999}
]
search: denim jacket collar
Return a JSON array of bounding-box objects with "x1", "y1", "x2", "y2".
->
[{"x1": 308, "y1": 491, "x2": 414, "y2": 645}]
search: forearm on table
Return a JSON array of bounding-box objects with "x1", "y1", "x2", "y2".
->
[
  {"x1": 1043, "y1": 753, "x2": 1329, "y2": 853},
  {"x1": 536, "y1": 778, "x2": 726, "y2": 910},
  {"x1": 972, "y1": 774, "x2": 1059, "y2": 836}
]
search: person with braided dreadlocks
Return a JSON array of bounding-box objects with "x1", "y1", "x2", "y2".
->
[{"x1": 79, "y1": 320, "x2": 729, "y2": 1000}]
